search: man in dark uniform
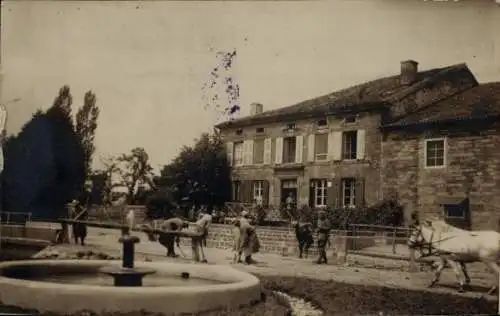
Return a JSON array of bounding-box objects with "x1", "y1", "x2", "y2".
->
[
  {"x1": 158, "y1": 217, "x2": 189, "y2": 257},
  {"x1": 72, "y1": 200, "x2": 88, "y2": 246},
  {"x1": 316, "y1": 210, "x2": 331, "y2": 264}
]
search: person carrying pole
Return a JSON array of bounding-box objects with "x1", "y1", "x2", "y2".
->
[
  {"x1": 71, "y1": 200, "x2": 88, "y2": 246},
  {"x1": 191, "y1": 209, "x2": 212, "y2": 263},
  {"x1": 158, "y1": 217, "x2": 189, "y2": 257}
]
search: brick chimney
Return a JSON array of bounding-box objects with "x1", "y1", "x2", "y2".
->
[
  {"x1": 250, "y1": 103, "x2": 264, "y2": 115},
  {"x1": 400, "y1": 60, "x2": 419, "y2": 85}
]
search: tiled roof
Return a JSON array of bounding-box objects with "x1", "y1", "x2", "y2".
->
[
  {"x1": 385, "y1": 82, "x2": 500, "y2": 127},
  {"x1": 215, "y1": 63, "x2": 469, "y2": 129}
]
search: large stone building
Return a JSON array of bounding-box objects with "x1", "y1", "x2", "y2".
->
[{"x1": 215, "y1": 60, "x2": 500, "y2": 229}]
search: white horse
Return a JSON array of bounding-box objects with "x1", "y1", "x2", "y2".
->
[{"x1": 408, "y1": 220, "x2": 500, "y2": 292}]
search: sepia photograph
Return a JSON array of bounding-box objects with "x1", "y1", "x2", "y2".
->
[{"x1": 0, "y1": 0, "x2": 499, "y2": 315}]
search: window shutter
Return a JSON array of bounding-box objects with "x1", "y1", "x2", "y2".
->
[
  {"x1": 226, "y1": 142, "x2": 234, "y2": 166},
  {"x1": 263, "y1": 138, "x2": 272, "y2": 165},
  {"x1": 356, "y1": 129, "x2": 366, "y2": 160},
  {"x1": 241, "y1": 180, "x2": 253, "y2": 204},
  {"x1": 309, "y1": 180, "x2": 315, "y2": 207},
  {"x1": 330, "y1": 131, "x2": 342, "y2": 161},
  {"x1": 295, "y1": 135, "x2": 303, "y2": 163},
  {"x1": 327, "y1": 179, "x2": 341, "y2": 209},
  {"x1": 263, "y1": 180, "x2": 270, "y2": 206},
  {"x1": 275, "y1": 137, "x2": 283, "y2": 164},
  {"x1": 355, "y1": 178, "x2": 365, "y2": 208},
  {"x1": 307, "y1": 134, "x2": 315, "y2": 162},
  {"x1": 243, "y1": 140, "x2": 254, "y2": 165}
]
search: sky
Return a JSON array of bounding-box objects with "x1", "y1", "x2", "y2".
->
[{"x1": 1, "y1": 0, "x2": 499, "y2": 172}]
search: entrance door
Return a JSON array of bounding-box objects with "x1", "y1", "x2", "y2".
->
[{"x1": 281, "y1": 179, "x2": 298, "y2": 208}]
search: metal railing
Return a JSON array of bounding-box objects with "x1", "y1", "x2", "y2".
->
[
  {"x1": 0, "y1": 211, "x2": 32, "y2": 225},
  {"x1": 349, "y1": 223, "x2": 411, "y2": 255}
]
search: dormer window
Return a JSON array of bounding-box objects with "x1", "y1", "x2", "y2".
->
[
  {"x1": 235, "y1": 129, "x2": 243, "y2": 135},
  {"x1": 344, "y1": 115, "x2": 357, "y2": 124},
  {"x1": 256, "y1": 127, "x2": 264, "y2": 133},
  {"x1": 317, "y1": 119, "x2": 328, "y2": 127},
  {"x1": 285, "y1": 123, "x2": 296, "y2": 131}
]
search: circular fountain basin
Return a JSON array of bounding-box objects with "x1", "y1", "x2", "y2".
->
[{"x1": 0, "y1": 260, "x2": 261, "y2": 315}]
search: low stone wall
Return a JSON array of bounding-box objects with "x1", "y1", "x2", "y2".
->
[
  {"x1": 176, "y1": 224, "x2": 407, "y2": 258},
  {"x1": 0, "y1": 224, "x2": 57, "y2": 242},
  {"x1": 177, "y1": 224, "x2": 348, "y2": 256}
]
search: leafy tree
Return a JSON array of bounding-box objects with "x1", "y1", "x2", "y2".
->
[
  {"x1": 75, "y1": 91, "x2": 100, "y2": 176},
  {"x1": 156, "y1": 132, "x2": 231, "y2": 211},
  {"x1": 115, "y1": 147, "x2": 154, "y2": 204},
  {"x1": 2, "y1": 86, "x2": 86, "y2": 219}
]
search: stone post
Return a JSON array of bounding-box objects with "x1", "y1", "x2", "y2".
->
[{"x1": 119, "y1": 234, "x2": 140, "y2": 269}]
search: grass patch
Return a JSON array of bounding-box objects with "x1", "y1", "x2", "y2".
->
[{"x1": 259, "y1": 274, "x2": 497, "y2": 315}]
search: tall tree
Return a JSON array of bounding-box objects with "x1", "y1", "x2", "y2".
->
[
  {"x1": 52, "y1": 85, "x2": 73, "y2": 115},
  {"x1": 115, "y1": 147, "x2": 154, "y2": 204},
  {"x1": 156, "y1": 132, "x2": 231, "y2": 210},
  {"x1": 2, "y1": 86, "x2": 86, "y2": 219},
  {"x1": 75, "y1": 91, "x2": 100, "y2": 176}
]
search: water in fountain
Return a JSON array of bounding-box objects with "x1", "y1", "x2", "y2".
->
[{"x1": 19, "y1": 273, "x2": 226, "y2": 287}]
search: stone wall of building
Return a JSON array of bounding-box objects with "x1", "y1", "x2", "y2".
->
[
  {"x1": 221, "y1": 112, "x2": 383, "y2": 208},
  {"x1": 381, "y1": 122, "x2": 500, "y2": 230}
]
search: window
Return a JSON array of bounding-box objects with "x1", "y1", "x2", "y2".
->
[
  {"x1": 342, "y1": 131, "x2": 357, "y2": 160},
  {"x1": 314, "y1": 133, "x2": 328, "y2": 161},
  {"x1": 444, "y1": 204, "x2": 465, "y2": 219},
  {"x1": 286, "y1": 123, "x2": 296, "y2": 130},
  {"x1": 341, "y1": 178, "x2": 356, "y2": 208},
  {"x1": 253, "y1": 139, "x2": 265, "y2": 164},
  {"x1": 256, "y1": 127, "x2": 264, "y2": 133},
  {"x1": 253, "y1": 181, "x2": 264, "y2": 205},
  {"x1": 344, "y1": 115, "x2": 357, "y2": 124},
  {"x1": 232, "y1": 181, "x2": 241, "y2": 202},
  {"x1": 317, "y1": 119, "x2": 328, "y2": 127},
  {"x1": 233, "y1": 141, "x2": 243, "y2": 166},
  {"x1": 425, "y1": 138, "x2": 445, "y2": 168},
  {"x1": 236, "y1": 129, "x2": 243, "y2": 135},
  {"x1": 282, "y1": 179, "x2": 297, "y2": 189},
  {"x1": 283, "y1": 136, "x2": 296, "y2": 163},
  {"x1": 311, "y1": 179, "x2": 328, "y2": 207}
]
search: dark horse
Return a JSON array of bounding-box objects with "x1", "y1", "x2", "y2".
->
[{"x1": 293, "y1": 221, "x2": 314, "y2": 259}]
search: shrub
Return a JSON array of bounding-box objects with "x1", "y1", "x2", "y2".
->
[{"x1": 325, "y1": 199, "x2": 404, "y2": 229}]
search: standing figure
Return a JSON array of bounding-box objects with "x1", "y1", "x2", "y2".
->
[
  {"x1": 285, "y1": 192, "x2": 295, "y2": 213},
  {"x1": 191, "y1": 209, "x2": 212, "y2": 263},
  {"x1": 239, "y1": 211, "x2": 260, "y2": 265},
  {"x1": 315, "y1": 211, "x2": 331, "y2": 264},
  {"x1": 72, "y1": 200, "x2": 88, "y2": 246},
  {"x1": 233, "y1": 210, "x2": 251, "y2": 263}
]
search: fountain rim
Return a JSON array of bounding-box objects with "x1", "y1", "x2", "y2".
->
[{"x1": 0, "y1": 259, "x2": 260, "y2": 293}]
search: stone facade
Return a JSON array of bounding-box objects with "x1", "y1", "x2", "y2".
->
[
  {"x1": 381, "y1": 121, "x2": 500, "y2": 230},
  {"x1": 216, "y1": 61, "x2": 500, "y2": 229},
  {"x1": 220, "y1": 112, "x2": 383, "y2": 209}
]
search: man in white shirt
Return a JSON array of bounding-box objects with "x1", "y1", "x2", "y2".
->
[{"x1": 191, "y1": 210, "x2": 212, "y2": 262}]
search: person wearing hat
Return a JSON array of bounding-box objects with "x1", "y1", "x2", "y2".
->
[{"x1": 315, "y1": 210, "x2": 331, "y2": 264}]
